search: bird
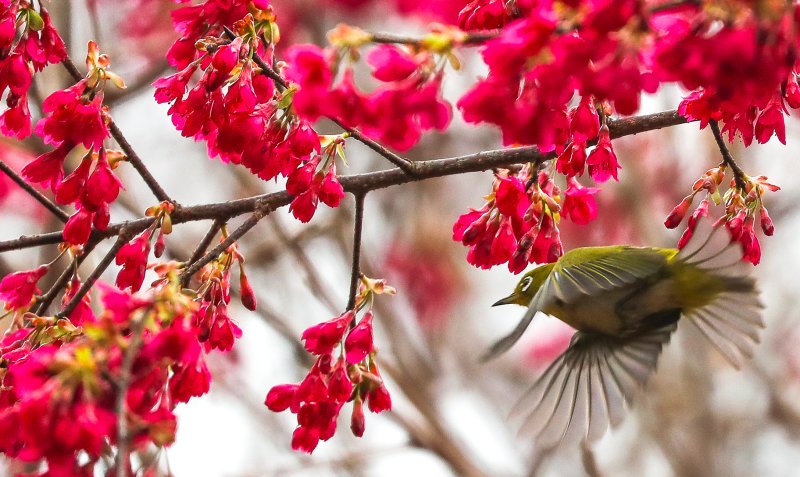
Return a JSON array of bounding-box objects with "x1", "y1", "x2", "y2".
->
[{"x1": 486, "y1": 219, "x2": 763, "y2": 448}]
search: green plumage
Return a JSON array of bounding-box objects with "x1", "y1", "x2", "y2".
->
[{"x1": 488, "y1": 221, "x2": 763, "y2": 448}]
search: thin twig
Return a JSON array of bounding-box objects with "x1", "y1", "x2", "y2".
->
[
  {"x1": 709, "y1": 120, "x2": 748, "y2": 190},
  {"x1": 369, "y1": 31, "x2": 498, "y2": 45},
  {"x1": 334, "y1": 120, "x2": 419, "y2": 176},
  {"x1": 61, "y1": 57, "x2": 174, "y2": 204},
  {"x1": 346, "y1": 193, "x2": 365, "y2": 311},
  {"x1": 115, "y1": 316, "x2": 147, "y2": 477},
  {"x1": 34, "y1": 240, "x2": 98, "y2": 315},
  {"x1": 181, "y1": 219, "x2": 225, "y2": 285},
  {"x1": 0, "y1": 160, "x2": 70, "y2": 223},
  {"x1": 268, "y1": 215, "x2": 340, "y2": 312},
  {"x1": 57, "y1": 230, "x2": 133, "y2": 318},
  {"x1": 179, "y1": 202, "x2": 273, "y2": 285},
  {"x1": 220, "y1": 27, "x2": 418, "y2": 176},
  {"x1": 222, "y1": 26, "x2": 287, "y2": 89},
  {"x1": 0, "y1": 109, "x2": 690, "y2": 254}
]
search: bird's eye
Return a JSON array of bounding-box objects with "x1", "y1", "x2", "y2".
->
[{"x1": 520, "y1": 276, "x2": 533, "y2": 292}]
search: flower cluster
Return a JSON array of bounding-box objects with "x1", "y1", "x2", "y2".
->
[
  {"x1": 0, "y1": 1, "x2": 66, "y2": 139},
  {"x1": 654, "y1": 5, "x2": 797, "y2": 146},
  {"x1": 265, "y1": 276, "x2": 395, "y2": 453},
  {"x1": 286, "y1": 25, "x2": 454, "y2": 151},
  {"x1": 458, "y1": 0, "x2": 512, "y2": 31},
  {"x1": 166, "y1": 0, "x2": 271, "y2": 69},
  {"x1": 20, "y1": 41, "x2": 126, "y2": 245},
  {"x1": 457, "y1": 4, "x2": 649, "y2": 153},
  {"x1": 0, "y1": 260, "x2": 219, "y2": 476},
  {"x1": 453, "y1": 166, "x2": 599, "y2": 273},
  {"x1": 186, "y1": 236, "x2": 256, "y2": 352},
  {"x1": 156, "y1": 12, "x2": 348, "y2": 222},
  {"x1": 665, "y1": 166, "x2": 779, "y2": 265},
  {"x1": 116, "y1": 202, "x2": 175, "y2": 292}
]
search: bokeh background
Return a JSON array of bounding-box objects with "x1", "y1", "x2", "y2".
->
[{"x1": 2, "y1": 1, "x2": 800, "y2": 476}]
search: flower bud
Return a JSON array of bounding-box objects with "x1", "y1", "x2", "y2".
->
[
  {"x1": 239, "y1": 267, "x2": 257, "y2": 311},
  {"x1": 664, "y1": 195, "x2": 693, "y2": 229},
  {"x1": 759, "y1": 207, "x2": 774, "y2": 236},
  {"x1": 350, "y1": 398, "x2": 365, "y2": 437}
]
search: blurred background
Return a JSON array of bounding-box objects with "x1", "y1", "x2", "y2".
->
[{"x1": 3, "y1": 1, "x2": 800, "y2": 476}]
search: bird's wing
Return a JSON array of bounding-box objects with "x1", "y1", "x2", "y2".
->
[
  {"x1": 481, "y1": 248, "x2": 668, "y2": 361},
  {"x1": 511, "y1": 320, "x2": 678, "y2": 448},
  {"x1": 676, "y1": 218, "x2": 764, "y2": 368},
  {"x1": 550, "y1": 247, "x2": 668, "y2": 304}
]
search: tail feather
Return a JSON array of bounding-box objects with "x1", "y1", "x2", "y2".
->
[{"x1": 677, "y1": 219, "x2": 764, "y2": 368}]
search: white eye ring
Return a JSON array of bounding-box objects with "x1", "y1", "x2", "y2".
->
[{"x1": 520, "y1": 276, "x2": 533, "y2": 292}]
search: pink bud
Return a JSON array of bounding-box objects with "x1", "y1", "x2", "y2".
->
[
  {"x1": 239, "y1": 268, "x2": 257, "y2": 311},
  {"x1": 350, "y1": 398, "x2": 365, "y2": 437},
  {"x1": 664, "y1": 195, "x2": 693, "y2": 229},
  {"x1": 760, "y1": 207, "x2": 774, "y2": 236}
]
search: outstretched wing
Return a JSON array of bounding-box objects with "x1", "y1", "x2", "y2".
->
[
  {"x1": 511, "y1": 320, "x2": 679, "y2": 448},
  {"x1": 482, "y1": 247, "x2": 669, "y2": 361}
]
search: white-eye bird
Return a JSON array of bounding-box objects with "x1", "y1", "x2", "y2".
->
[{"x1": 487, "y1": 219, "x2": 763, "y2": 447}]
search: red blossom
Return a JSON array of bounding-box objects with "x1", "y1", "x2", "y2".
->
[
  {"x1": 344, "y1": 311, "x2": 374, "y2": 364},
  {"x1": 367, "y1": 45, "x2": 420, "y2": 82},
  {"x1": 586, "y1": 126, "x2": 620, "y2": 183},
  {"x1": 561, "y1": 178, "x2": 599, "y2": 225},
  {"x1": 35, "y1": 80, "x2": 109, "y2": 150},
  {"x1": 302, "y1": 311, "x2": 355, "y2": 356},
  {"x1": 115, "y1": 231, "x2": 152, "y2": 291},
  {"x1": 570, "y1": 96, "x2": 600, "y2": 142},
  {"x1": 0, "y1": 266, "x2": 48, "y2": 310}
]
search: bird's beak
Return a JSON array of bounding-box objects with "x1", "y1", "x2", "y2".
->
[{"x1": 492, "y1": 294, "x2": 518, "y2": 307}]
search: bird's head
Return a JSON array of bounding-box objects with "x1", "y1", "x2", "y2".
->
[{"x1": 492, "y1": 263, "x2": 555, "y2": 307}]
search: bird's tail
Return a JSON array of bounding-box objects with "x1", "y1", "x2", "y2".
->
[{"x1": 675, "y1": 219, "x2": 764, "y2": 368}]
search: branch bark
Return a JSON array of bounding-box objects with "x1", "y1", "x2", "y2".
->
[{"x1": 0, "y1": 109, "x2": 689, "y2": 254}]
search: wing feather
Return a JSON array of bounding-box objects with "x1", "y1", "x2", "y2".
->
[{"x1": 513, "y1": 324, "x2": 677, "y2": 447}]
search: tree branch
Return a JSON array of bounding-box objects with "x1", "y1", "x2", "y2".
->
[
  {"x1": 184, "y1": 218, "x2": 224, "y2": 268},
  {"x1": 369, "y1": 31, "x2": 498, "y2": 45},
  {"x1": 709, "y1": 119, "x2": 748, "y2": 190},
  {"x1": 34, "y1": 240, "x2": 98, "y2": 315},
  {"x1": 61, "y1": 57, "x2": 174, "y2": 204},
  {"x1": 115, "y1": 316, "x2": 146, "y2": 477},
  {"x1": 346, "y1": 193, "x2": 365, "y2": 311},
  {"x1": 0, "y1": 109, "x2": 689, "y2": 254},
  {"x1": 0, "y1": 160, "x2": 70, "y2": 223},
  {"x1": 57, "y1": 230, "x2": 133, "y2": 318},
  {"x1": 221, "y1": 27, "x2": 418, "y2": 176},
  {"x1": 179, "y1": 202, "x2": 274, "y2": 285}
]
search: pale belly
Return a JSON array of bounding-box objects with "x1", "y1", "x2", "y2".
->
[{"x1": 541, "y1": 278, "x2": 680, "y2": 336}]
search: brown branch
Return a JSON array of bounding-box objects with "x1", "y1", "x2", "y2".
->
[
  {"x1": 57, "y1": 229, "x2": 133, "y2": 318},
  {"x1": 346, "y1": 193, "x2": 365, "y2": 311},
  {"x1": 222, "y1": 26, "x2": 288, "y2": 89},
  {"x1": 0, "y1": 109, "x2": 689, "y2": 254},
  {"x1": 369, "y1": 31, "x2": 498, "y2": 45},
  {"x1": 182, "y1": 219, "x2": 225, "y2": 277},
  {"x1": 178, "y1": 202, "x2": 274, "y2": 284},
  {"x1": 115, "y1": 316, "x2": 146, "y2": 477},
  {"x1": 61, "y1": 57, "x2": 174, "y2": 204},
  {"x1": 709, "y1": 120, "x2": 748, "y2": 190},
  {"x1": 220, "y1": 27, "x2": 418, "y2": 176},
  {"x1": 34, "y1": 240, "x2": 98, "y2": 315},
  {"x1": 0, "y1": 160, "x2": 70, "y2": 223},
  {"x1": 267, "y1": 215, "x2": 340, "y2": 312}
]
